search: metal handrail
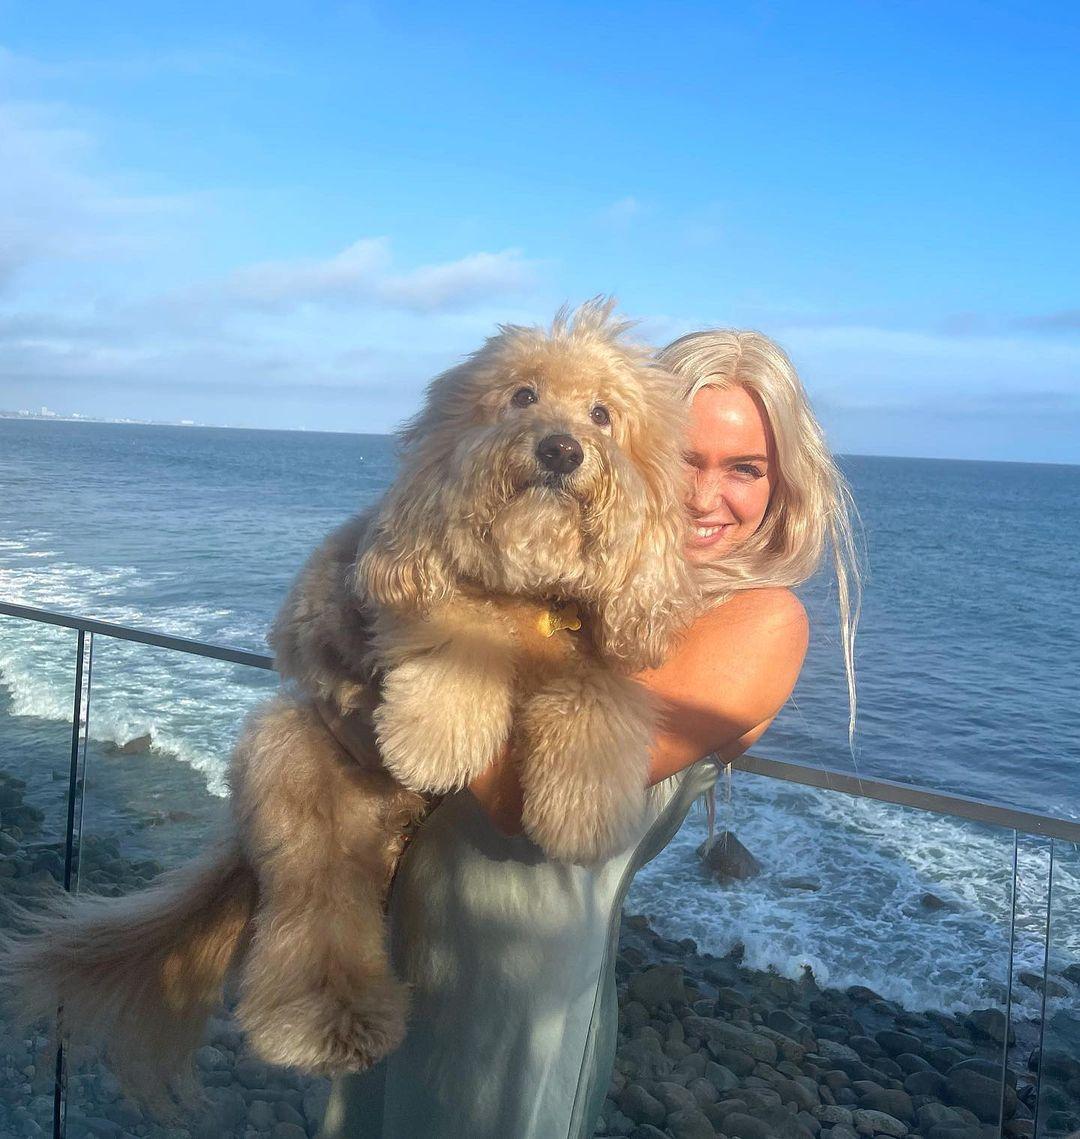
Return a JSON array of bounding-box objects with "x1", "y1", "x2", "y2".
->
[
  {"x1": 0, "y1": 600, "x2": 274, "y2": 670},
  {"x1": 730, "y1": 753, "x2": 1080, "y2": 844},
  {"x1": 2, "y1": 599, "x2": 1079, "y2": 843}
]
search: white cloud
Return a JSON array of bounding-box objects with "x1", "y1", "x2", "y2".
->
[
  {"x1": 380, "y1": 249, "x2": 535, "y2": 312},
  {"x1": 0, "y1": 97, "x2": 195, "y2": 293},
  {"x1": 598, "y1": 196, "x2": 643, "y2": 229},
  {"x1": 223, "y1": 240, "x2": 535, "y2": 313}
]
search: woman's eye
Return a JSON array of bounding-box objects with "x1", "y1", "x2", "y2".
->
[
  {"x1": 590, "y1": 404, "x2": 611, "y2": 427},
  {"x1": 511, "y1": 387, "x2": 538, "y2": 408},
  {"x1": 736, "y1": 463, "x2": 764, "y2": 478}
]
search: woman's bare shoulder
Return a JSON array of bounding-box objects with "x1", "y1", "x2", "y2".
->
[
  {"x1": 693, "y1": 586, "x2": 808, "y2": 645},
  {"x1": 638, "y1": 586, "x2": 809, "y2": 783},
  {"x1": 641, "y1": 586, "x2": 807, "y2": 704}
]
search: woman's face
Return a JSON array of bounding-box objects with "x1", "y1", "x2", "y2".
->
[{"x1": 682, "y1": 384, "x2": 774, "y2": 563}]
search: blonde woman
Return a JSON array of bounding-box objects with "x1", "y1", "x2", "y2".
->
[{"x1": 322, "y1": 330, "x2": 860, "y2": 1139}]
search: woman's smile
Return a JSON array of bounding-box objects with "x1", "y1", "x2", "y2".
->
[{"x1": 688, "y1": 521, "x2": 734, "y2": 548}]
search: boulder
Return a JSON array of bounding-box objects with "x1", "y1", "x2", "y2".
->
[
  {"x1": 686, "y1": 1076, "x2": 720, "y2": 1105},
  {"x1": 114, "y1": 733, "x2": 153, "y2": 755},
  {"x1": 814, "y1": 1105, "x2": 854, "y2": 1125},
  {"x1": 703, "y1": 1061, "x2": 740, "y2": 1092},
  {"x1": 630, "y1": 964, "x2": 688, "y2": 1009},
  {"x1": 850, "y1": 1108, "x2": 906, "y2": 1136},
  {"x1": 618, "y1": 1084, "x2": 666, "y2": 1127},
  {"x1": 269, "y1": 1125, "x2": 306, "y2": 1139},
  {"x1": 1017, "y1": 970, "x2": 1069, "y2": 998},
  {"x1": 697, "y1": 831, "x2": 761, "y2": 881},
  {"x1": 948, "y1": 1056, "x2": 1017, "y2": 1087},
  {"x1": 896, "y1": 1051, "x2": 933, "y2": 1074},
  {"x1": 946, "y1": 1066, "x2": 1016, "y2": 1122},
  {"x1": 817, "y1": 1040, "x2": 861, "y2": 1063},
  {"x1": 724, "y1": 1113, "x2": 774, "y2": 1139},
  {"x1": 964, "y1": 1008, "x2": 1014, "y2": 1045},
  {"x1": 681, "y1": 1016, "x2": 778, "y2": 1064},
  {"x1": 875, "y1": 1030, "x2": 923, "y2": 1057},
  {"x1": 653, "y1": 1081, "x2": 696, "y2": 1115},
  {"x1": 857, "y1": 1087, "x2": 914, "y2": 1123},
  {"x1": 755, "y1": 1105, "x2": 816, "y2": 1138},
  {"x1": 666, "y1": 1108, "x2": 717, "y2": 1139},
  {"x1": 904, "y1": 1069, "x2": 948, "y2": 1097},
  {"x1": 628, "y1": 1126, "x2": 668, "y2": 1139}
]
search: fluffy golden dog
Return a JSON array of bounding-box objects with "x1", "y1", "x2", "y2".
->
[{"x1": 2, "y1": 301, "x2": 698, "y2": 1096}]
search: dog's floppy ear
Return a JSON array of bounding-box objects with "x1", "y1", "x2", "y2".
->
[
  {"x1": 590, "y1": 366, "x2": 700, "y2": 671},
  {"x1": 354, "y1": 468, "x2": 454, "y2": 614}
]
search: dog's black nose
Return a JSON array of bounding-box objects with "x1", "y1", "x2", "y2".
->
[{"x1": 536, "y1": 434, "x2": 584, "y2": 475}]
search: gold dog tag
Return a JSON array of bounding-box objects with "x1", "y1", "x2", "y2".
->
[{"x1": 537, "y1": 601, "x2": 582, "y2": 638}]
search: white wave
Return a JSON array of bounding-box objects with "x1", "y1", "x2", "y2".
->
[
  {"x1": 0, "y1": 546, "x2": 273, "y2": 799},
  {"x1": 628, "y1": 776, "x2": 1079, "y2": 1016}
]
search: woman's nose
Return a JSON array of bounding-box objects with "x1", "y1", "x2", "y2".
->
[{"x1": 686, "y1": 470, "x2": 723, "y2": 515}]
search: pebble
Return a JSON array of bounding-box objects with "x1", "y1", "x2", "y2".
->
[
  {"x1": 851, "y1": 1107, "x2": 906, "y2": 1136},
  {"x1": 618, "y1": 1084, "x2": 666, "y2": 1127},
  {"x1": 269, "y1": 1125, "x2": 306, "y2": 1139},
  {"x1": 246, "y1": 1100, "x2": 276, "y2": 1130},
  {"x1": 666, "y1": 1107, "x2": 717, "y2": 1139},
  {"x1": 629, "y1": 964, "x2": 687, "y2": 1009}
]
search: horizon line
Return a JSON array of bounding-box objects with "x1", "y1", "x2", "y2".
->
[{"x1": 1, "y1": 412, "x2": 1077, "y2": 469}]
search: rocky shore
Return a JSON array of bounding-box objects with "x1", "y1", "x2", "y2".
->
[
  {"x1": 1, "y1": 769, "x2": 1078, "y2": 1139},
  {"x1": 599, "y1": 914, "x2": 1080, "y2": 1139}
]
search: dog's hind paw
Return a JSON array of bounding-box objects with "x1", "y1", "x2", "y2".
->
[{"x1": 240, "y1": 973, "x2": 409, "y2": 1075}]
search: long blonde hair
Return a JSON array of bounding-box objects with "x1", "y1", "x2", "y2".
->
[{"x1": 657, "y1": 329, "x2": 861, "y2": 738}]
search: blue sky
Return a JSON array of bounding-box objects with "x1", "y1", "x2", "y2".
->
[{"x1": 1, "y1": 1, "x2": 1077, "y2": 460}]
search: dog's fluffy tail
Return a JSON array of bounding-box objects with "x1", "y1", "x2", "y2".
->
[{"x1": 0, "y1": 837, "x2": 257, "y2": 1100}]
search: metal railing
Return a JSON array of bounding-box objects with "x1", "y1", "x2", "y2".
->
[{"x1": 0, "y1": 599, "x2": 1077, "y2": 1139}]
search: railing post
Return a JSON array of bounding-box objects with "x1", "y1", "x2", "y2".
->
[
  {"x1": 998, "y1": 830, "x2": 1018, "y2": 1139},
  {"x1": 52, "y1": 629, "x2": 93, "y2": 1139},
  {"x1": 1031, "y1": 839, "x2": 1056, "y2": 1139}
]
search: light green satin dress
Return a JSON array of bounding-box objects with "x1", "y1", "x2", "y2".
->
[{"x1": 320, "y1": 758, "x2": 719, "y2": 1139}]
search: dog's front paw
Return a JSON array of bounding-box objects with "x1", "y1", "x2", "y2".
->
[
  {"x1": 375, "y1": 659, "x2": 511, "y2": 793},
  {"x1": 516, "y1": 669, "x2": 654, "y2": 865},
  {"x1": 240, "y1": 972, "x2": 409, "y2": 1075}
]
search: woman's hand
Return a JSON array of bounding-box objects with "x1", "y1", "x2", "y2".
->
[
  {"x1": 468, "y1": 743, "x2": 524, "y2": 836},
  {"x1": 469, "y1": 587, "x2": 808, "y2": 833}
]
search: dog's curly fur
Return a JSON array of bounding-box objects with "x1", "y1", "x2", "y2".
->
[{"x1": 1, "y1": 300, "x2": 699, "y2": 1096}]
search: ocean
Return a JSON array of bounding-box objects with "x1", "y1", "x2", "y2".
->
[{"x1": 0, "y1": 417, "x2": 1077, "y2": 1022}]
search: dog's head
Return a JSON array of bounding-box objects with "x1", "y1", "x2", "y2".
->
[{"x1": 356, "y1": 300, "x2": 698, "y2": 669}]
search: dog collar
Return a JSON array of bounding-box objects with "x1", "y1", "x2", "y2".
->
[{"x1": 537, "y1": 601, "x2": 582, "y2": 637}]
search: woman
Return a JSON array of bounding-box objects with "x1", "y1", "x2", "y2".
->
[{"x1": 320, "y1": 329, "x2": 859, "y2": 1139}]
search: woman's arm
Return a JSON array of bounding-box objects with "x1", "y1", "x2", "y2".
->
[{"x1": 469, "y1": 587, "x2": 809, "y2": 835}]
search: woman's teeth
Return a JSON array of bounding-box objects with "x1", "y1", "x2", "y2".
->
[{"x1": 693, "y1": 524, "x2": 728, "y2": 540}]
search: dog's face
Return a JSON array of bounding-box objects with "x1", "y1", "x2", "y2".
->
[{"x1": 358, "y1": 303, "x2": 699, "y2": 668}]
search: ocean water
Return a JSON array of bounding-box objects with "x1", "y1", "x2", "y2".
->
[{"x1": 1, "y1": 417, "x2": 1077, "y2": 1019}]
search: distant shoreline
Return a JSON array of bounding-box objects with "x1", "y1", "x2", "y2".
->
[{"x1": 2, "y1": 414, "x2": 1077, "y2": 467}]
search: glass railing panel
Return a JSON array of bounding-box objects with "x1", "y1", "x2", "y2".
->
[
  {"x1": 1033, "y1": 839, "x2": 1080, "y2": 1137},
  {"x1": 616, "y1": 769, "x2": 1035, "y2": 1139},
  {"x1": 0, "y1": 615, "x2": 85, "y2": 1137},
  {"x1": 58, "y1": 633, "x2": 330, "y2": 1139}
]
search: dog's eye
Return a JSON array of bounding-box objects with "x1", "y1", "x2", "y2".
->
[
  {"x1": 590, "y1": 404, "x2": 611, "y2": 427},
  {"x1": 511, "y1": 387, "x2": 538, "y2": 408}
]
